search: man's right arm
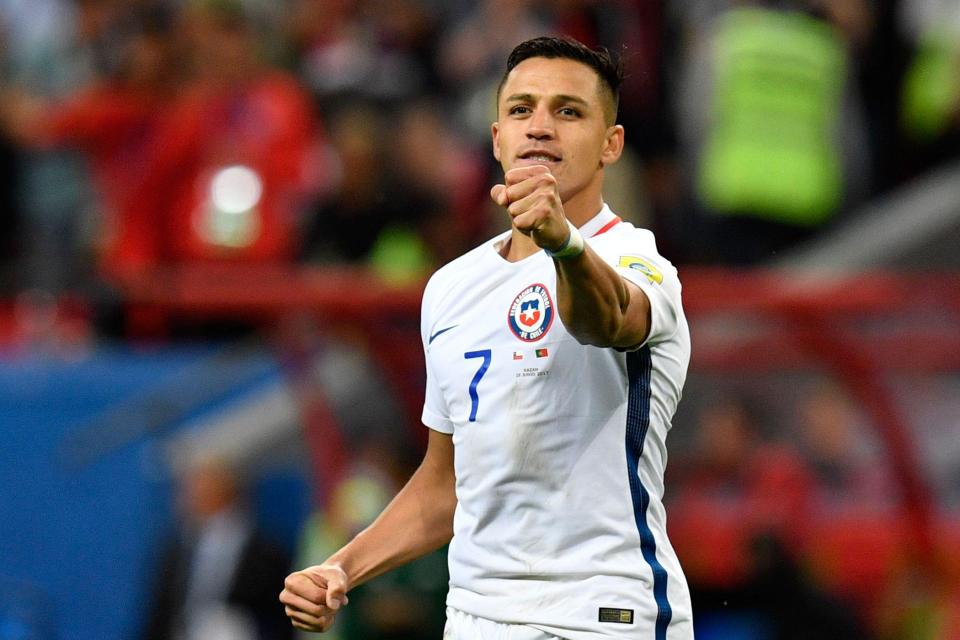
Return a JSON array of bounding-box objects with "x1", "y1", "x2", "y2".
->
[{"x1": 280, "y1": 429, "x2": 456, "y2": 632}]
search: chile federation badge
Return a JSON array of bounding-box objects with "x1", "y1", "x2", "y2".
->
[{"x1": 507, "y1": 283, "x2": 554, "y2": 342}]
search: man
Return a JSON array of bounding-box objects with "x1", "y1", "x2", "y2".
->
[
  {"x1": 145, "y1": 455, "x2": 292, "y2": 640},
  {"x1": 280, "y1": 36, "x2": 693, "y2": 639}
]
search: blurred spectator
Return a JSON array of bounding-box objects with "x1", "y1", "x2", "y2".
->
[
  {"x1": 288, "y1": 0, "x2": 438, "y2": 109},
  {"x1": 2, "y1": 3, "x2": 180, "y2": 281},
  {"x1": 668, "y1": 396, "x2": 814, "y2": 586},
  {"x1": 298, "y1": 100, "x2": 480, "y2": 281},
  {"x1": 3, "y1": 0, "x2": 327, "y2": 285},
  {"x1": 383, "y1": 99, "x2": 489, "y2": 264},
  {"x1": 437, "y1": 0, "x2": 551, "y2": 141},
  {"x1": 898, "y1": 0, "x2": 960, "y2": 174},
  {"x1": 142, "y1": 455, "x2": 292, "y2": 640},
  {"x1": 298, "y1": 103, "x2": 426, "y2": 270},
  {"x1": 668, "y1": 396, "x2": 871, "y2": 638},
  {"x1": 137, "y1": 0, "x2": 325, "y2": 267},
  {"x1": 0, "y1": 0, "x2": 110, "y2": 293},
  {"x1": 672, "y1": 396, "x2": 765, "y2": 498},
  {"x1": 667, "y1": 0, "x2": 872, "y2": 264},
  {"x1": 796, "y1": 383, "x2": 896, "y2": 510}
]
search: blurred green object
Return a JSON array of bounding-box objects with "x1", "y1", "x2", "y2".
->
[
  {"x1": 369, "y1": 225, "x2": 432, "y2": 285},
  {"x1": 902, "y1": 32, "x2": 960, "y2": 141},
  {"x1": 698, "y1": 7, "x2": 845, "y2": 225}
]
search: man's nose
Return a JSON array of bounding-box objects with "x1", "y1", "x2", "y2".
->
[{"x1": 526, "y1": 107, "x2": 555, "y2": 139}]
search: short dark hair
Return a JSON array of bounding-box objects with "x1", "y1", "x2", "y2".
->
[{"x1": 497, "y1": 36, "x2": 624, "y2": 124}]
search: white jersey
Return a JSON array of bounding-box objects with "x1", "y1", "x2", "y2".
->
[{"x1": 420, "y1": 205, "x2": 693, "y2": 640}]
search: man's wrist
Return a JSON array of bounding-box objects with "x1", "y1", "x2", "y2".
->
[
  {"x1": 322, "y1": 554, "x2": 353, "y2": 587},
  {"x1": 545, "y1": 220, "x2": 585, "y2": 259}
]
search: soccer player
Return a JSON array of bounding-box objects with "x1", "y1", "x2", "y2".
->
[{"x1": 280, "y1": 36, "x2": 693, "y2": 639}]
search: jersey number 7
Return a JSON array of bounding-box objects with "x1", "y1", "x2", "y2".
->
[{"x1": 463, "y1": 350, "x2": 492, "y2": 422}]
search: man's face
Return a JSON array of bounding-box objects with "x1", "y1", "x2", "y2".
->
[{"x1": 492, "y1": 56, "x2": 622, "y2": 203}]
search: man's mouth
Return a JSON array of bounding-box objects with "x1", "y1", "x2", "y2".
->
[{"x1": 517, "y1": 150, "x2": 561, "y2": 164}]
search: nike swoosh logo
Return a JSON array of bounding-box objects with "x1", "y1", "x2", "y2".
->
[{"x1": 428, "y1": 325, "x2": 458, "y2": 344}]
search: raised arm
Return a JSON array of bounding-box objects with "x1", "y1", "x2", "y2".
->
[
  {"x1": 552, "y1": 239, "x2": 651, "y2": 349},
  {"x1": 492, "y1": 165, "x2": 651, "y2": 349},
  {"x1": 280, "y1": 429, "x2": 456, "y2": 632}
]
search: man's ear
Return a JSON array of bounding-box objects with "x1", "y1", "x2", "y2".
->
[
  {"x1": 491, "y1": 121, "x2": 501, "y2": 162},
  {"x1": 600, "y1": 124, "x2": 625, "y2": 167}
]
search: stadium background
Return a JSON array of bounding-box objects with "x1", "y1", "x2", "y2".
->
[{"x1": 0, "y1": 0, "x2": 958, "y2": 638}]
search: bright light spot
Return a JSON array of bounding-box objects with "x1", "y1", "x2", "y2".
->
[{"x1": 210, "y1": 165, "x2": 263, "y2": 214}]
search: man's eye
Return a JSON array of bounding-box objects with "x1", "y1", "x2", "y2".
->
[
  {"x1": 510, "y1": 105, "x2": 531, "y2": 115},
  {"x1": 559, "y1": 107, "x2": 580, "y2": 117}
]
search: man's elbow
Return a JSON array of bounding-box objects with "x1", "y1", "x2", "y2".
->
[{"x1": 566, "y1": 316, "x2": 626, "y2": 348}]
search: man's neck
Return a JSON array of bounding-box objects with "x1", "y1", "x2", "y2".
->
[{"x1": 562, "y1": 186, "x2": 605, "y2": 228}]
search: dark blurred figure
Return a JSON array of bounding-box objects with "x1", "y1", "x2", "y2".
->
[
  {"x1": 668, "y1": 396, "x2": 871, "y2": 638},
  {"x1": 287, "y1": 0, "x2": 439, "y2": 109},
  {"x1": 693, "y1": 533, "x2": 871, "y2": 640},
  {"x1": 298, "y1": 104, "x2": 434, "y2": 272},
  {"x1": 797, "y1": 384, "x2": 895, "y2": 509},
  {"x1": 0, "y1": 131, "x2": 21, "y2": 294},
  {"x1": 142, "y1": 455, "x2": 292, "y2": 640},
  {"x1": 299, "y1": 100, "x2": 481, "y2": 281}
]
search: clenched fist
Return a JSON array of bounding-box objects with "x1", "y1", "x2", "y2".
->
[
  {"x1": 491, "y1": 165, "x2": 571, "y2": 253},
  {"x1": 279, "y1": 564, "x2": 350, "y2": 633}
]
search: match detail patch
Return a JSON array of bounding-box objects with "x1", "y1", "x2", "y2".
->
[
  {"x1": 507, "y1": 283, "x2": 554, "y2": 342},
  {"x1": 618, "y1": 256, "x2": 663, "y2": 284},
  {"x1": 598, "y1": 608, "x2": 634, "y2": 624}
]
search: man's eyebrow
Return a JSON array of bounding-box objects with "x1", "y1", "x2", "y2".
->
[
  {"x1": 553, "y1": 94, "x2": 590, "y2": 107},
  {"x1": 503, "y1": 93, "x2": 591, "y2": 107}
]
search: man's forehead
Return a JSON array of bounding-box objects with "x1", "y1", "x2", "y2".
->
[{"x1": 500, "y1": 57, "x2": 601, "y2": 103}]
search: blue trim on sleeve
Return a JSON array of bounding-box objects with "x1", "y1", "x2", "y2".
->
[{"x1": 625, "y1": 347, "x2": 673, "y2": 639}]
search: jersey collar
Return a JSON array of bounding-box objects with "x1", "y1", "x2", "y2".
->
[{"x1": 577, "y1": 203, "x2": 622, "y2": 238}]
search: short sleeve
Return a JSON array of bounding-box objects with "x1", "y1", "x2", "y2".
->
[
  {"x1": 421, "y1": 354, "x2": 454, "y2": 434},
  {"x1": 420, "y1": 277, "x2": 454, "y2": 434},
  {"x1": 592, "y1": 229, "x2": 684, "y2": 347}
]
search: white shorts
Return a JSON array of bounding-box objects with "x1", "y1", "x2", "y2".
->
[{"x1": 443, "y1": 608, "x2": 564, "y2": 640}]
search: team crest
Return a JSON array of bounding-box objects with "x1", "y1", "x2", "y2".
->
[{"x1": 507, "y1": 283, "x2": 554, "y2": 342}]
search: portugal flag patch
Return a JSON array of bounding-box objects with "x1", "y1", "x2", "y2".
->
[{"x1": 535, "y1": 348, "x2": 549, "y2": 358}]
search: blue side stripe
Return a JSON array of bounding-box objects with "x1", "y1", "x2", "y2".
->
[{"x1": 626, "y1": 347, "x2": 672, "y2": 639}]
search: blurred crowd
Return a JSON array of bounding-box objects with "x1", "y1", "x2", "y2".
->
[
  {"x1": 0, "y1": 0, "x2": 958, "y2": 309},
  {"x1": 665, "y1": 382, "x2": 944, "y2": 639}
]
